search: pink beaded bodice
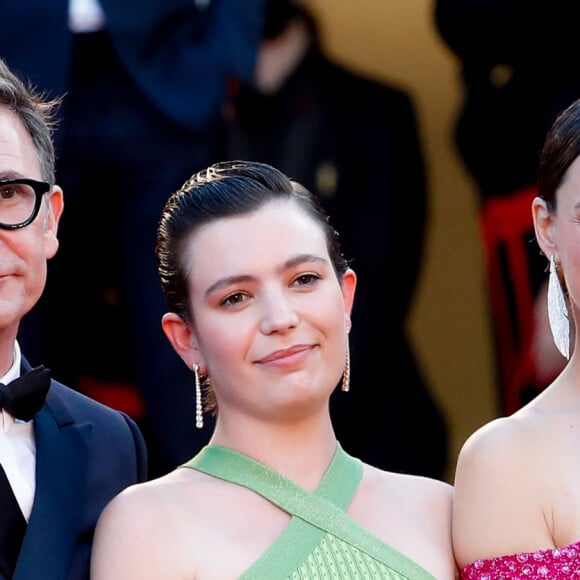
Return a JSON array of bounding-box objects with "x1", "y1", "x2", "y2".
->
[{"x1": 461, "y1": 541, "x2": 580, "y2": 579}]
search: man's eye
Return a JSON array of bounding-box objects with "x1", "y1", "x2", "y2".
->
[{"x1": 0, "y1": 186, "x2": 17, "y2": 199}]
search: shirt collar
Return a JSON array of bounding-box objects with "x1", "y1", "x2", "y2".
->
[
  {"x1": 0, "y1": 340, "x2": 22, "y2": 385},
  {"x1": 0, "y1": 341, "x2": 26, "y2": 429}
]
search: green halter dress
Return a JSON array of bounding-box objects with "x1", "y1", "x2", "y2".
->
[{"x1": 182, "y1": 443, "x2": 437, "y2": 579}]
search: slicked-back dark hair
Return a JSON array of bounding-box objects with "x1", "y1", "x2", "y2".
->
[
  {"x1": 156, "y1": 160, "x2": 349, "y2": 324},
  {"x1": 538, "y1": 98, "x2": 580, "y2": 212}
]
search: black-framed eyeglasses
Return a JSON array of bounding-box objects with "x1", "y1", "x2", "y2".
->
[{"x1": 0, "y1": 178, "x2": 51, "y2": 230}]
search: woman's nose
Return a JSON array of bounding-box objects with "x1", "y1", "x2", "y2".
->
[{"x1": 259, "y1": 295, "x2": 299, "y2": 334}]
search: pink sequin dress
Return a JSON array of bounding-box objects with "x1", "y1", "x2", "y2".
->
[{"x1": 461, "y1": 541, "x2": 580, "y2": 579}]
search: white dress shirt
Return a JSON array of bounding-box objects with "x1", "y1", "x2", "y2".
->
[{"x1": 0, "y1": 341, "x2": 36, "y2": 521}]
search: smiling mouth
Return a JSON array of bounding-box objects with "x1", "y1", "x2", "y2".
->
[{"x1": 257, "y1": 345, "x2": 314, "y2": 364}]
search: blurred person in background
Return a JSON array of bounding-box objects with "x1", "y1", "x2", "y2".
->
[
  {"x1": 224, "y1": 0, "x2": 448, "y2": 477},
  {"x1": 434, "y1": 0, "x2": 580, "y2": 415}
]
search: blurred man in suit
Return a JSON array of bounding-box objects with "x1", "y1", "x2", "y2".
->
[{"x1": 225, "y1": 0, "x2": 448, "y2": 477}]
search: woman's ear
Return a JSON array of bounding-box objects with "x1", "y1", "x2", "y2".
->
[
  {"x1": 341, "y1": 268, "x2": 357, "y2": 318},
  {"x1": 532, "y1": 196, "x2": 557, "y2": 259},
  {"x1": 161, "y1": 312, "x2": 202, "y2": 369}
]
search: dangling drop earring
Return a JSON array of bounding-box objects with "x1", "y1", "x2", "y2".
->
[
  {"x1": 192, "y1": 363, "x2": 204, "y2": 428},
  {"x1": 342, "y1": 327, "x2": 351, "y2": 392},
  {"x1": 547, "y1": 255, "x2": 570, "y2": 359}
]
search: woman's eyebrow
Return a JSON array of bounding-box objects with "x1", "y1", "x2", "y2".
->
[
  {"x1": 204, "y1": 254, "x2": 328, "y2": 297},
  {"x1": 282, "y1": 254, "x2": 327, "y2": 270},
  {"x1": 205, "y1": 274, "x2": 253, "y2": 298}
]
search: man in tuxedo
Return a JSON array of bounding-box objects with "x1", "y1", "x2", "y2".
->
[
  {"x1": 0, "y1": 0, "x2": 266, "y2": 476},
  {"x1": 0, "y1": 58, "x2": 147, "y2": 580}
]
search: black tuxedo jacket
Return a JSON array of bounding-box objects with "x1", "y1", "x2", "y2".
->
[{"x1": 12, "y1": 358, "x2": 147, "y2": 580}]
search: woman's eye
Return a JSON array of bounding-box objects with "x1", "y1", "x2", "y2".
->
[
  {"x1": 221, "y1": 292, "x2": 248, "y2": 307},
  {"x1": 293, "y1": 273, "x2": 320, "y2": 286}
]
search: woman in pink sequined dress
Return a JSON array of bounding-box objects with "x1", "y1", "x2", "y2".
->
[{"x1": 453, "y1": 98, "x2": 580, "y2": 580}]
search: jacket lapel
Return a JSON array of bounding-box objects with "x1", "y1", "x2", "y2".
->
[{"x1": 13, "y1": 385, "x2": 92, "y2": 580}]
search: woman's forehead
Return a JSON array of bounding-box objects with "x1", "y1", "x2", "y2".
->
[
  {"x1": 184, "y1": 202, "x2": 328, "y2": 277},
  {"x1": 195, "y1": 201, "x2": 321, "y2": 246}
]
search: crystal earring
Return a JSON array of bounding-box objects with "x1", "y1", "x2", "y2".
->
[
  {"x1": 341, "y1": 327, "x2": 351, "y2": 392},
  {"x1": 192, "y1": 363, "x2": 204, "y2": 429},
  {"x1": 547, "y1": 255, "x2": 570, "y2": 359}
]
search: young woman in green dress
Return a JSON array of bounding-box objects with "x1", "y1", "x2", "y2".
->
[{"x1": 90, "y1": 160, "x2": 457, "y2": 579}]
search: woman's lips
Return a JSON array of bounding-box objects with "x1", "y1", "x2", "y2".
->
[{"x1": 257, "y1": 344, "x2": 314, "y2": 365}]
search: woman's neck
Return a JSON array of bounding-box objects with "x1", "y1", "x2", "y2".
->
[{"x1": 209, "y1": 412, "x2": 338, "y2": 490}]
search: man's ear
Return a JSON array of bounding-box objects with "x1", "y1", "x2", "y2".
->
[
  {"x1": 161, "y1": 312, "x2": 203, "y2": 369},
  {"x1": 44, "y1": 186, "x2": 64, "y2": 259}
]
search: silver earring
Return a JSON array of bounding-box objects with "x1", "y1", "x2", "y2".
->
[
  {"x1": 192, "y1": 363, "x2": 203, "y2": 429},
  {"x1": 342, "y1": 329, "x2": 351, "y2": 392},
  {"x1": 547, "y1": 255, "x2": 570, "y2": 359}
]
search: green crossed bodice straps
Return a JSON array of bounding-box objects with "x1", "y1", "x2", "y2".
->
[{"x1": 182, "y1": 444, "x2": 436, "y2": 579}]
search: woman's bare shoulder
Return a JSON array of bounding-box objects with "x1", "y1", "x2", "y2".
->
[
  {"x1": 365, "y1": 463, "x2": 453, "y2": 504},
  {"x1": 356, "y1": 465, "x2": 453, "y2": 538},
  {"x1": 91, "y1": 468, "x2": 209, "y2": 579},
  {"x1": 103, "y1": 467, "x2": 203, "y2": 514},
  {"x1": 453, "y1": 413, "x2": 553, "y2": 568},
  {"x1": 353, "y1": 464, "x2": 455, "y2": 579},
  {"x1": 454, "y1": 412, "x2": 545, "y2": 500},
  {"x1": 377, "y1": 467, "x2": 454, "y2": 544},
  {"x1": 94, "y1": 468, "x2": 209, "y2": 549}
]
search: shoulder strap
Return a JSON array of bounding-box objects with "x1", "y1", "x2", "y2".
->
[
  {"x1": 184, "y1": 444, "x2": 435, "y2": 579},
  {"x1": 186, "y1": 442, "x2": 360, "y2": 510}
]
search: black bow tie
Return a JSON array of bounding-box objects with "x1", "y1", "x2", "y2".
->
[{"x1": 0, "y1": 366, "x2": 51, "y2": 421}]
